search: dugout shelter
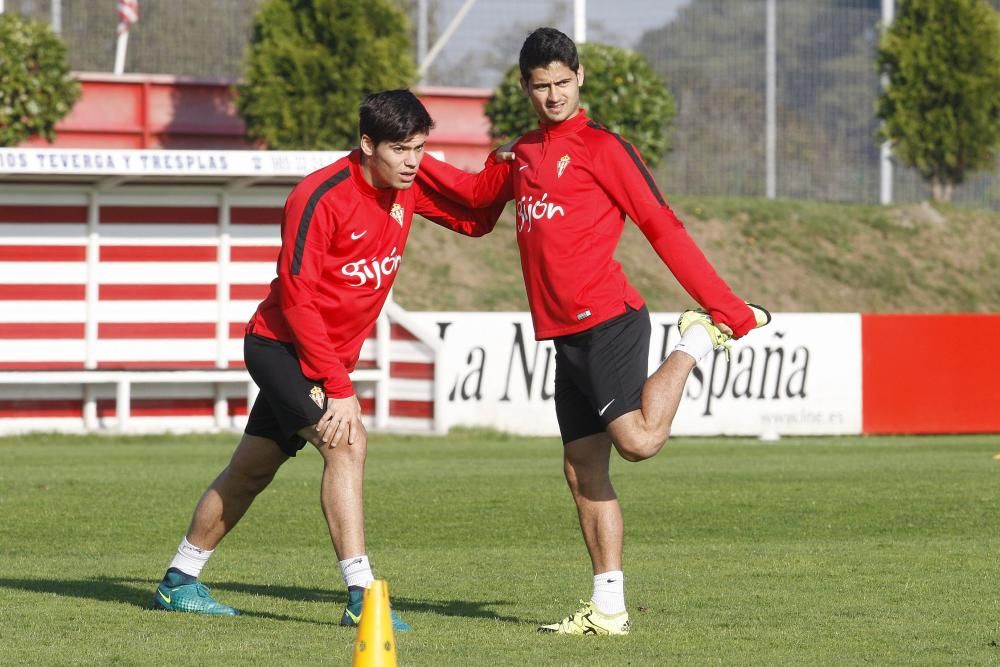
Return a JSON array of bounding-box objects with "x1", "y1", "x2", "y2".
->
[{"x1": 0, "y1": 147, "x2": 445, "y2": 435}]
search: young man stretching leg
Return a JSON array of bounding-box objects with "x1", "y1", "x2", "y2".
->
[
  {"x1": 418, "y1": 28, "x2": 770, "y2": 635},
  {"x1": 152, "y1": 90, "x2": 503, "y2": 630}
]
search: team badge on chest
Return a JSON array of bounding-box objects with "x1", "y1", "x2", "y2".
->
[
  {"x1": 556, "y1": 154, "x2": 571, "y2": 178},
  {"x1": 390, "y1": 203, "x2": 405, "y2": 226}
]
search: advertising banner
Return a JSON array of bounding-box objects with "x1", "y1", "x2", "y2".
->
[
  {"x1": 410, "y1": 312, "x2": 862, "y2": 437},
  {"x1": 862, "y1": 313, "x2": 1000, "y2": 434}
]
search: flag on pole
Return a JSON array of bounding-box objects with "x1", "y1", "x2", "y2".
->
[{"x1": 117, "y1": 0, "x2": 139, "y2": 35}]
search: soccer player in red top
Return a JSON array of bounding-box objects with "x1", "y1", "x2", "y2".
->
[
  {"x1": 418, "y1": 28, "x2": 770, "y2": 635},
  {"x1": 152, "y1": 90, "x2": 503, "y2": 630}
]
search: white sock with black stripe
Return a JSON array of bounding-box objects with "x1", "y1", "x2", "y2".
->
[
  {"x1": 168, "y1": 536, "x2": 213, "y2": 579},
  {"x1": 339, "y1": 555, "x2": 374, "y2": 589},
  {"x1": 591, "y1": 570, "x2": 626, "y2": 615}
]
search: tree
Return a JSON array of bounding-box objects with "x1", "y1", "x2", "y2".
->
[
  {"x1": 0, "y1": 13, "x2": 80, "y2": 147},
  {"x1": 237, "y1": 0, "x2": 416, "y2": 150},
  {"x1": 877, "y1": 0, "x2": 1000, "y2": 203},
  {"x1": 484, "y1": 42, "x2": 675, "y2": 167}
]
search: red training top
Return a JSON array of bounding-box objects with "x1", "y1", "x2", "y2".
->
[
  {"x1": 248, "y1": 150, "x2": 502, "y2": 398},
  {"x1": 418, "y1": 109, "x2": 755, "y2": 340}
]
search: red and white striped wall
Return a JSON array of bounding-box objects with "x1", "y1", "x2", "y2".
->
[
  {"x1": 0, "y1": 148, "x2": 443, "y2": 434},
  {"x1": 0, "y1": 199, "x2": 275, "y2": 371}
]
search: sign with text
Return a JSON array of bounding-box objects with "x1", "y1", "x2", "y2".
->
[
  {"x1": 0, "y1": 148, "x2": 348, "y2": 177},
  {"x1": 411, "y1": 312, "x2": 862, "y2": 437}
]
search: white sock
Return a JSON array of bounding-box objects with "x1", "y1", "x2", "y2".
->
[
  {"x1": 674, "y1": 322, "x2": 714, "y2": 363},
  {"x1": 168, "y1": 536, "x2": 213, "y2": 578},
  {"x1": 339, "y1": 555, "x2": 374, "y2": 589},
  {"x1": 591, "y1": 570, "x2": 626, "y2": 615}
]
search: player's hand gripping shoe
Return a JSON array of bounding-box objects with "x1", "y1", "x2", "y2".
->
[
  {"x1": 339, "y1": 586, "x2": 412, "y2": 632},
  {"x1": 153, "y1": 570, "x2": 238, "y2": 615},
  {"x1": 537, "y1": 601, "x2": 631, "y2": 636},
  {"x1": 678, "y1": 303, "x2": 771, "y2": 360}
]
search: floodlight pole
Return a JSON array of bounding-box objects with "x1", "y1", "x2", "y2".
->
[
  {"x1": 417, "y1": 0, "x2": 478, "y2": 82},
  {"x1": 879, "y1": 0, "x2": 895, "y2": 205},
  {"x1": 51, "y1": 0, "x2": 62, "y2": 33},
  {"x1": 574, "y1": 0, "x2": 586, "y2": 43},
  {"x1": 765, "y1": 0, "x2": 776, "y2": 199},
  {"x1": 417, "y1": 0, "x2": 428, "y2": 67}
]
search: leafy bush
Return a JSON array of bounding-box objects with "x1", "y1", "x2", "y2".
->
[
  {"x1": 0, "y1": 13, "x2": 80, "y2": 146},
  {"x1": 877, "y1": 0, "x2": 1000, "y2": 203},
  {"x1": 237, "y1": 0, "x2": 416, "y2": 150},
  {"x1": 484, "y1": 42, "x2": 675, "y2": 166}
]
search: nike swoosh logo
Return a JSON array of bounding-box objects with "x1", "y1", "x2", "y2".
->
[
  {"x1": 345, "y1": 608, "x2": 361, "y2": 624},
  {"x1": 158, "y1": 589, "x2": 171, "y2": 604},
  {"x1": 598, "y1": 399, "x2": 616, "y2": 416},
  {"x1": 518, "y1": 165, "x2": 529, "y2": 171},
  {"x1": 350, "y1": 230, "x2": 367, "y2": 240}
]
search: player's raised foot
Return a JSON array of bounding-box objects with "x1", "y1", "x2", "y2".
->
[
  {"x1": 537, "y1": 601, "x2": 630, "y2": 636},
  {"x1": 153, "y1": 569, "x2": 238, "y2": 615},
  {"x1": 747, "y1": 302, "x2": 772, "y2": 329},
  {"x1": 339, "y1": 586, "x2": 412, "y2": 632},
  {"x1": 678, "y1": 308, "x2": 733, "y2": 357}
]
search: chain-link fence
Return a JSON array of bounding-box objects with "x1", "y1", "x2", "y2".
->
[
  {"x1": 5, "y1": 0, "x2": 998, "y2": 209},
  {"x1": 3, "y1": 0, "x2": 264, "y2": 78},
  {"x1": 641, "y1": 1, "x2": 887, "y2": 203},
  {"x1": 635, "y1": 0, "x2": 999, "y2": 209}
]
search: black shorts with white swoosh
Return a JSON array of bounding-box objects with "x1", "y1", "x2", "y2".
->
[{"x1": 552, "y1": 304, "x2": 651, "y2": 444}]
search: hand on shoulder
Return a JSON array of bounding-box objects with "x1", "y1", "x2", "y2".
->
[{"x1": 495, "y1": 137, "x2": 520, "y2": 162}]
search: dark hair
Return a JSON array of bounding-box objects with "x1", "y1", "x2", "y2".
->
[
  {"x1": 518, "y1": 27, "x2": 579, "y2": 81},
  {"x1": 358, "y1": 89, "x2": 434, "y2": 145}
]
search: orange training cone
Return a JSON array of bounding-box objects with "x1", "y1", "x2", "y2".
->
[{"x1": 351, "y1": 580, "x2": 397, "y2": 667}]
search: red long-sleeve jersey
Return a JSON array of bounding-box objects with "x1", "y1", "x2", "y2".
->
[
  {"x1": 418, "y1": 110, "x2": 756, "y2": 340},
  {"x1": 248, "y1": 150, "x2": 501, "y2": 398}
]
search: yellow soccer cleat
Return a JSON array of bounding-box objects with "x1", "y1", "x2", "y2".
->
[
  {"x1": 678, "y1": 303, "x2": 771, "y2": 360},
  {"x1": 678, "y1": 308, "x2": 732, "y2": 358},
  {"x1": 537, "y1": 601, "x2": 631, "y2": 636}
]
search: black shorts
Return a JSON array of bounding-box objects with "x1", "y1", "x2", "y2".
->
[
  {"x1": 553, "y1": 305, "x2": 651, "y2": 445},
  {"x1": 244, "y1": 334, "x2": 327, "y2": 457}
]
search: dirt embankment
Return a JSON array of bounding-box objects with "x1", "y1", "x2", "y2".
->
[{"x1": 395, "y1": 198, "x2": 1000, "y2": 314}]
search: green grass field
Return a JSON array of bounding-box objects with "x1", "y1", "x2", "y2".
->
[{"x1": 1, "y1": 431, "x2": 998, "y2": 665}]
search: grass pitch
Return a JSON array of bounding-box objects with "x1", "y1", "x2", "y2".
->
[{"x1": 1, "y1": 431, "x2": 998, "y2": 665}]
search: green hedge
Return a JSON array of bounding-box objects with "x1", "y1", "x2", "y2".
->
[
  {"x1": 237, "y1": 0, "x2": 416, "y2": 150},
  {"x1": 0, "y1": 13, "x2": 80, "y2": 146}
]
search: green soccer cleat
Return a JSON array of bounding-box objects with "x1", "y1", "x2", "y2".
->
[
  {"x1": 153, "y1": 572, "x2": 238, "y2": 616},
  {"x1": 340, "y1": 586, "x2": 411, "y2": 632},
  {"x1": 678, "y1": 303, "x2": 771, "y2": 360},
  {"x1": 537, "y1": 601, "x2": 631, "y2": 636}
]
